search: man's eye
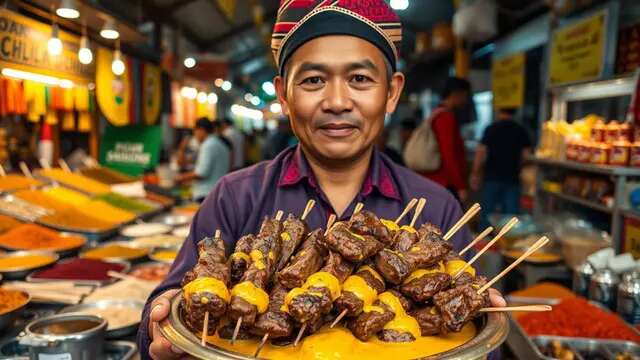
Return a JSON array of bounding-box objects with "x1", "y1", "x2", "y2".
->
[
  {"x1": 352, "y1": 74, "x2": 371, "y2": 83},
  {"x1": 302, "y1": 76, "x2": 323, "y2": 85}
]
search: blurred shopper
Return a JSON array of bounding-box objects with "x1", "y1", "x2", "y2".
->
[
  {"x1": 175, "y1": 118, "x2": 230, "y2": 202},
  {"x1": 222, "y1": 118, "x2": 245, "y2": 170},
  {"x1": 399, "y1": 118, "x2": 417, "y2": 151},
  {"x1": 471, "y1": 108, "x2": 532, "y2": 229},
  {"x1": 377, "y1": 129, "x2": 404, "y2": 165},
  {"x1": 419, "y1": 77, "x2": 471, "y2": 202},
  {"x1": 263, "y1": 116, "x2": 297, "y2": 160}
]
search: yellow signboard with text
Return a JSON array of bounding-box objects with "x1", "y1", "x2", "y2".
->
[
  {"x1": 492, "y1": 52, "x2": 525, "y2": 109},
  {"x1": 549, "y1": 10, "x2": 607, "y2": 86},
  {"x1": 0, "y1": 8, "x2": 94, "y2": 82}
]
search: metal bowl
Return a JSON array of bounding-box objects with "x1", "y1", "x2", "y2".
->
[
  {"x1": 79, "y1": 241, "x2": 149, "y2": 264},
  {"x1": 59, "y1": 299, "x2": 145, "y2": 339},
  {"x1": 120, "y1": 223, "x2": 171, "y2": 238},
  {"x1": 162, "y1": 214, "x2": 192, "y2": 227},
  {"x1": 160, "y1": 292, "x2": 509, "y2": 360},
  {"x1": 0, "y1": 289, "x2": 30, "y2": 331},
  {"x1": 0, "y1": 250, "x2": 59, "y2": 280},
  {"x1": 0, "y1": 232, "x2": 87, "y2": 258}
]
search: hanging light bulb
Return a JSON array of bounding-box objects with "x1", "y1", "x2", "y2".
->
[
  {"x1": 207, "y1": 93, "x2": 218, "y2": 104},
  {"x1": 111, "y1": 40, "x2": 125, "y2": 75},
  {"x1": 100, "y1": 18, "x2": 119, "y2": 39},
  {"x1": 56, "y1": 0, "x2": 80, "y2": 19},
  {"x1": 197, "y1": 91, "x2": 207, "y2": 103},
  {"x1": 183, "y1": 57, "x2": 196, "y2": 68},
  {"x1": 78, "y1": 25, "x2": 93, "y2": 65},
  {"x1": 48, "y1": 23, "x2": 63, "y2": 56}
]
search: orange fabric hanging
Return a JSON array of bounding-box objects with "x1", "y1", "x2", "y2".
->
[{"x1": 62, "y1": 112, "x2": 75, "y2": 130}]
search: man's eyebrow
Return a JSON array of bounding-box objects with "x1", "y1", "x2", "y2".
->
[
  {"x1": 297, "y1": 62, "x2": 329, "y2": 73},
  {"x1": 345, "y1": 59, "x2": 379, "y2": 73}
]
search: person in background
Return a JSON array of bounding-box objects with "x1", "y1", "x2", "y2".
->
[
  {"x1": 471, "y1": 108, "x2": 532, "y2": 229},
  {"x1": 421, "y1": 77, "x2": 471, "y2": 202},
  {"x1": 222, "y1": 118, "x2": 245, "y2": 170},
  {"x1": 175, "y1": 117, "x2": 230, "y2": 202},
  {"x1": 399, "y1": 118, "x2": 417, "y2": 151},
  {"x1": 263, "y1": 116, "x2": 297, "y2": 160},
  {"x1": 174, "y1": 129, "x2": 199, "y2": 172},
  {"x1": 376, "y1": 129, "x2": 404, "y2": 165},
  {"x1": 212, "y1": 120, "x2": 234, "y2": 165}
]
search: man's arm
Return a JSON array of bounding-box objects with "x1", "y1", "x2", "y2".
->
[
  {"x1": 470, "y1": 144, "x2": 487, "y2": 191},
  {"x1": 137, "y1": 179, "x2": 240, "y2": 359}
]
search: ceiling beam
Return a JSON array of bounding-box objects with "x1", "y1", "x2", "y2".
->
[
  {"x1": 200, "y1": 7, "x2": 278, "y2": 51},
  {"x1": 140, "y1": 0, "x2": 207, "y2": 48}
]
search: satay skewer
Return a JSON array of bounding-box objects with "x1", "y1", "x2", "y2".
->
[
  {"x1": 201, "y1": 311, "x2": 209, "y2": 346},
  {"x1": 231, "y1": 316, "x2": 243, "y2": 345},
  {"x1": 478, "y1": 236, "x2": 549, "y2": 294},
  {"x1": 324, "y1": 214, "x2": 337, "y2": 236},
  {"x1": 301, "y1": 200, "x2": 316, "y2": 221},
  {"x1": 0, "y1": 164, "x2": 6, "y2": 177},
  {"x1": 479, "y1": 305, "x2": 552, "y2": 313},
  {"x1": 330, "y1": 310, "x2": 347, "y2": 328},
  {"x1": 453, "y1": 217, "x2": 518, "y2": 279},
  {"x1": 293, "y1": 323, "x2": 307, "y2": 347},
  {"x1": 254, "y1": 333, "x2": 269, "y2": 357},
  {"x1": 19, "y1": 162, "x2": 33, "y2": 179},
  {"x1": 39, "y1": 158, "x2": 52, "y2": 170},
  {"x1": 459, "y1": 226, "x2": 493, "y2": 256},
  {"x1": 394, "y1": 198, "x2": 418, "y2": 224},
  {"x1": 443, "y1": 203, "x2": 480, "y2": 241},
  {"x1": 409, "y1": 198, "x2": 427, "y2": 228},
  {"x1": 352, "y1": 202, "x2": 364, "y2": 219},
  {"x1": 58, "y1": 158, "x2": 72, "y2": 173}
]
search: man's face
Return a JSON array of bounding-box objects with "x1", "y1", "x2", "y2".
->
[
  {"x1": 193, "y1": 128, "x2": 207, "y2": 143},
  {"x1": 451, "y1": 90, "x2": 470, "y2": 109},
  {"x1": 274, "y1": 36, "x2": 404, "y2": 164}
]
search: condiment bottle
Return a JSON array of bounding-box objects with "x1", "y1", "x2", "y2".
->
[
  {"x1": 591, "y1": 142, "x2": 610, "y2": 165},
  {"x1": 610, "y1": 140, "x2": 631, "y2": 166},
  {"x1": 566, "y1": 139, "x2": 578, "y2": 161},
  {"x1": 577, "y1": 141, "x2": 592, "y2": 163},
  {"x1": 589, "y1": 269, "x2": 620, "y2": 311},
  {"x1": 592, "y1": 120, "x2": 607, "y2": 142},
  {"x1": 619, "y1": 122, "x2": 632, "y2": 141},
  {"x1": 606, "y1": 120, "x2": 621, "y2": 143},
  {"x1": 573, "y1": 262, "x2": 595, "y2": 297},
  {"x1": 617, "y1": 275, "x2": 640, "y2": 325}
]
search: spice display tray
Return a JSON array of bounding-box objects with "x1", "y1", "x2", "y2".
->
[
  {"x1": 26, "y1": 258, "x2": 130, "y2": 286},
  {"x1": 0, "y1": 339, "x2": 137, "y2": 360},
  {"x1": 531, "y1": 335, "x2": 640, "y2": 360}
]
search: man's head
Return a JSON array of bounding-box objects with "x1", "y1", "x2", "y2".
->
[
  {"x1": 497, "y1": 108, "x2": 517, "y2": 121},
  {"x1": 194, "y1": 117, "x2": 213, "y2": 143},
  {"x1": 440, "y1": 77, "x2": 471, "y2": 109},
  {"x1": 271, "y1": 1, "x2": 404, "y2": 166}
]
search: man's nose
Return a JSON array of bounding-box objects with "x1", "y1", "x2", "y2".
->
[{"x1": 322, "y1": 80, "x2": 353, "y2": 114}]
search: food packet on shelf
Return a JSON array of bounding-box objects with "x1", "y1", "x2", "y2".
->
[{"x1": 588, "y1": 248, "x2": 615, "y2": 270}]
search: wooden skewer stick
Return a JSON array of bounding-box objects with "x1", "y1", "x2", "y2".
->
[
  {"x1": 459, "y1": 226, "x2": 494, "y2": 256},
  {"x1": 254, "y1": 333, "x2": 269, "y2": 358},
  {"x1": 293, "y1": 323, "x2": 307, "y2": 347},
  {"x1": 330, "y1": 309, "x2": 348, "y2": 328},
  {"x1": 479, "y1": 305, "x2": 552, "y2": 313},
  {"x1": 443, "y1": 203, "x2": 481, "y2": 241},
  {"x1": 214, "y1": 229, "x2": 221, "y2": 239},
  {"x1": 324, "y1": 214, "x2": 337, "y2": 236},
  {"x1": 394, "y1": 198, "x2": 418, "y2": 224},
  {"x1": 19, "y1": 162, "x2": 33, "y2": 179},
  {"x1": 478, "y1": 236, "x2": 550, "y2": 294},
  {"x1": 107, "y1": 271, "x2": 142, "y2": 282},
  {"x1": 0, "y1": 164, "x2": 6, "y2": 177},
  {"x1": 301, "y1": 200, "x2": 316, "y2": 221},
  {"x1": 352, "y1": 202, "x2": 364, "y2": 217},
  {"x1": 409, "y1": 197, "x2": 427, "y2": 228},
  {"x1": 275, "y1": 210, "x2": 284, "y2": 221},
  {"x1": 201, "y1": 311, "x2": 209, "y2": 346},
  {"x1": 231, "y1": 317, "x2": 242, "y2": 344},
  {"x1": 39, "y1": 158, "x2": 52, "y2": 170},
  {"x1": 59, "y1": 159, "x2": 72, "y2": 173},
  {"x1": 453, "y1": 218, "x2": 519, "y2": 279}
]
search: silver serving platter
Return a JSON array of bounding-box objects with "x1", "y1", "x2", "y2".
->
[
  {"x1": 160, "y1": 292, "x2": 509, "y2": 360},
  {"x1": 0, "y1": 290, "x2": 30, "y2": 331},
  {"x1": 59, "y1": 299, "x2": 145, "y2": 339},
  {"x1": 26, "y1": 258, "x2": 131, "y2": 286},
  {"x1": 531, "y1": 335, "x2": 640, "y2": 360},
  {"x1": 79, "y1": 241, "x2": 150, "y2": 263},
  {"x1": 0, "y1": 250, "x2": 59, "y2": 280}
]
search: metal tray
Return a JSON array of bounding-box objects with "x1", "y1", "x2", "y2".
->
[
  {"x1": 59, "y1": 299, "x2": 145, "y2": 339},
  {"x1": 79, "y1": 241, "x2": 150, "y2": 264},
  {"x1": 0, "y1": 290, "x2": 30, "y2": 332},
  {"x1": 0, "y1": 339, "x2": 137, "y2": 360},
  {"x1": 532, "y1": 335, "x2": 640, "y2": 360},
  {"x1": 0, "y1": 232, "x2": 87, "y2": 259},
  {"x1": 0, "y1": 251, "x2": 59, "y2": 280},
  {"x1": 26, "y1": 258, "x2": 130, "y2": 286}
]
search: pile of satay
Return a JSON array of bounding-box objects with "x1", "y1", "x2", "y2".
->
[{"x1": 179, "y1": 199, "x2": 550, "y2": 357}]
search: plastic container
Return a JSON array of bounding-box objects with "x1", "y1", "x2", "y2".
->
[
  {"x1": 610, "y1": 140, "x2": 631, "y2": 166},
  {"x1": 591, "y1": 142, "x2": 610, "y2": 164}
]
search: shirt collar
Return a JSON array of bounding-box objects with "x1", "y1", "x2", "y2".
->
[{"x1": 278, "y1": 145, "x2": 400, "y2": 200}]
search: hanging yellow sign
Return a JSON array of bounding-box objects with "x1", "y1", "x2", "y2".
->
[
  {"x1": 549, "y1": 10, "x2": 607, "y2": 86},
  {"x1": 0, "y1": 8, "x2": 94, "y2": 82},
  {"x1": 492, "y1": 52, "x2": 525, "y2": 108},
  {"x1": 96, "y1": 47, "x2": 130, "y2": 126},
  {"x1": 142, "y1": 63, "x2": 161, "y2": 125}
]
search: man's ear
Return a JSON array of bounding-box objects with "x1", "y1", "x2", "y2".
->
[
  {"x1": 274, "y1": 75, "x2": 290, "y2": 116},
  {"x1": 386, "y1": 72, "x2": 405, "y2": 114}
]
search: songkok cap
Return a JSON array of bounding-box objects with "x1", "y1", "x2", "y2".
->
[{"x1": 271, "y1": 0, "x2": 402, "y2": 75}]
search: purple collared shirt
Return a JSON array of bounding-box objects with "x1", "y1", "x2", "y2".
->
[{"x1": 137, "y1": 146, "x2": 471, "y2": 358}]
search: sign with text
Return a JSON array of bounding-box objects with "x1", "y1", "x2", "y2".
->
[
  {"x1": 549, "y1": 9, "x2": 607, "y2": 86},
  {"x1": 0, "y1": 8, "x2": 95, "y2": 82},
  {"x1": 99, "y1": 125, "x2": 161, "y2": 176},
  {"x1": 492, "y1": 52, "x2": 525, "y2": 108},
  {"x1": 624, "y1": 216, "x2": 640, "y2": 259}
]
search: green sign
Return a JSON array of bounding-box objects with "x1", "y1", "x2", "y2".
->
[{"x1": 99, "y1": 125, "x2": 161, "y2": 176}]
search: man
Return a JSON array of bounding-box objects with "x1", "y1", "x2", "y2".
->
[
  {"x1": 471, "y1": 108, "x2": 532, "y2": 229},
  {"x1": 222, "y1": 118, "x2": 245, "y2": 170},
  {"x1": 263, "y1": 116, "x2": 297, "y2": 160},
  {"x1": 139, "y1": 2, "x2": 504, "y2": 358},
  {"x1": 421, "y1": 77, "x2": 471, "y2": 202},
  {"x1": 175, "y1": 118, "x2": 230, "y2": 202}
]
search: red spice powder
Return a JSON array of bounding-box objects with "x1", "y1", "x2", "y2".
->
[
  {"x1": 518, "y1": 296, "x2": 640, "y2": 342},
  {"x1": 31, "y1": 258, "x2": 126, "y2": 281}
]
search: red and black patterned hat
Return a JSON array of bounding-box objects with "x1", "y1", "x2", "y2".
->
[{"x1": 272, "y1": 0, "x2": 402, "y2": 74}]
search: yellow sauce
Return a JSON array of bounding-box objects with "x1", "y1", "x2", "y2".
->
[
  {"x1": 357, "y1": 265, "x2": 384, "y2": 284},
  {"x1": 281, "y1": 232, "x2": 292, "y2": 242},
  {"x1": 399, "y1": 225, "x2": 416, "y2": 233},
  {"x1": 377, "y1": 292, "x2": 405, "y2": 316},
  {"x1": 230, "y1": 252, "x2": 250, "y2": 263},
  {"x1": 342, "y1": 276, "x2": 377, "y2": 306},
  {"x1": 380, "y1": 219, "x2": 400, "y2": 232},
  {"x1": 304, "y1": 272, "x2": 341, "y2": 300},
  {"x1": 183, "y1": 277, "x2": 230, "y2": 303},
  {"x1": 383, "y1": 316, "x2": 421, "y2": 339},
  {"x1": 230, "y1": 281, "x2": 269, "y2": 313},
  {"x1": 363, "y1": 305, "x2": 385, "y2": 314},
  {"x1": 205, "y1": 324, "x2": 476, "y2": 359},
  {"x1": 445, "y1": 260, "x2": 475, "y2": 277},
  {"x1": 281, "y1": 288, "x2": 306, "y2": 313},
  {"x1": 249, "y1": 250, "x2": 266, "y2": 270}
]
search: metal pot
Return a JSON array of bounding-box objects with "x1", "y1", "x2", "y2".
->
[
  {"x1": 19, "y1": 313, "x2": 107, "y2": 360},
  {"x1": 160, "y1": 292, "x2": 509, "y2": 360},
  {"x1": 589, "y1": 269, "x2": 620, "y2": 311}
]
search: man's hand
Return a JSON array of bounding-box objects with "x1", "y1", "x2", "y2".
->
[
  {"x1": 488, "y1": 288, "x2": 507, "y2": 307},
  {"x1": 148, "y1": 289, "x2": 191, "y2": 360}
]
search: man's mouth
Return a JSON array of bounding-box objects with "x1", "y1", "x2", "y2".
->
[{"x1": 317, "y1": 123, "x2": 358, "y2": 138}]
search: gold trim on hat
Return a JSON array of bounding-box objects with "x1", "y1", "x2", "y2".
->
[{"x1": 274, "y1": 5, "x2": 401, "y2": 68}]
